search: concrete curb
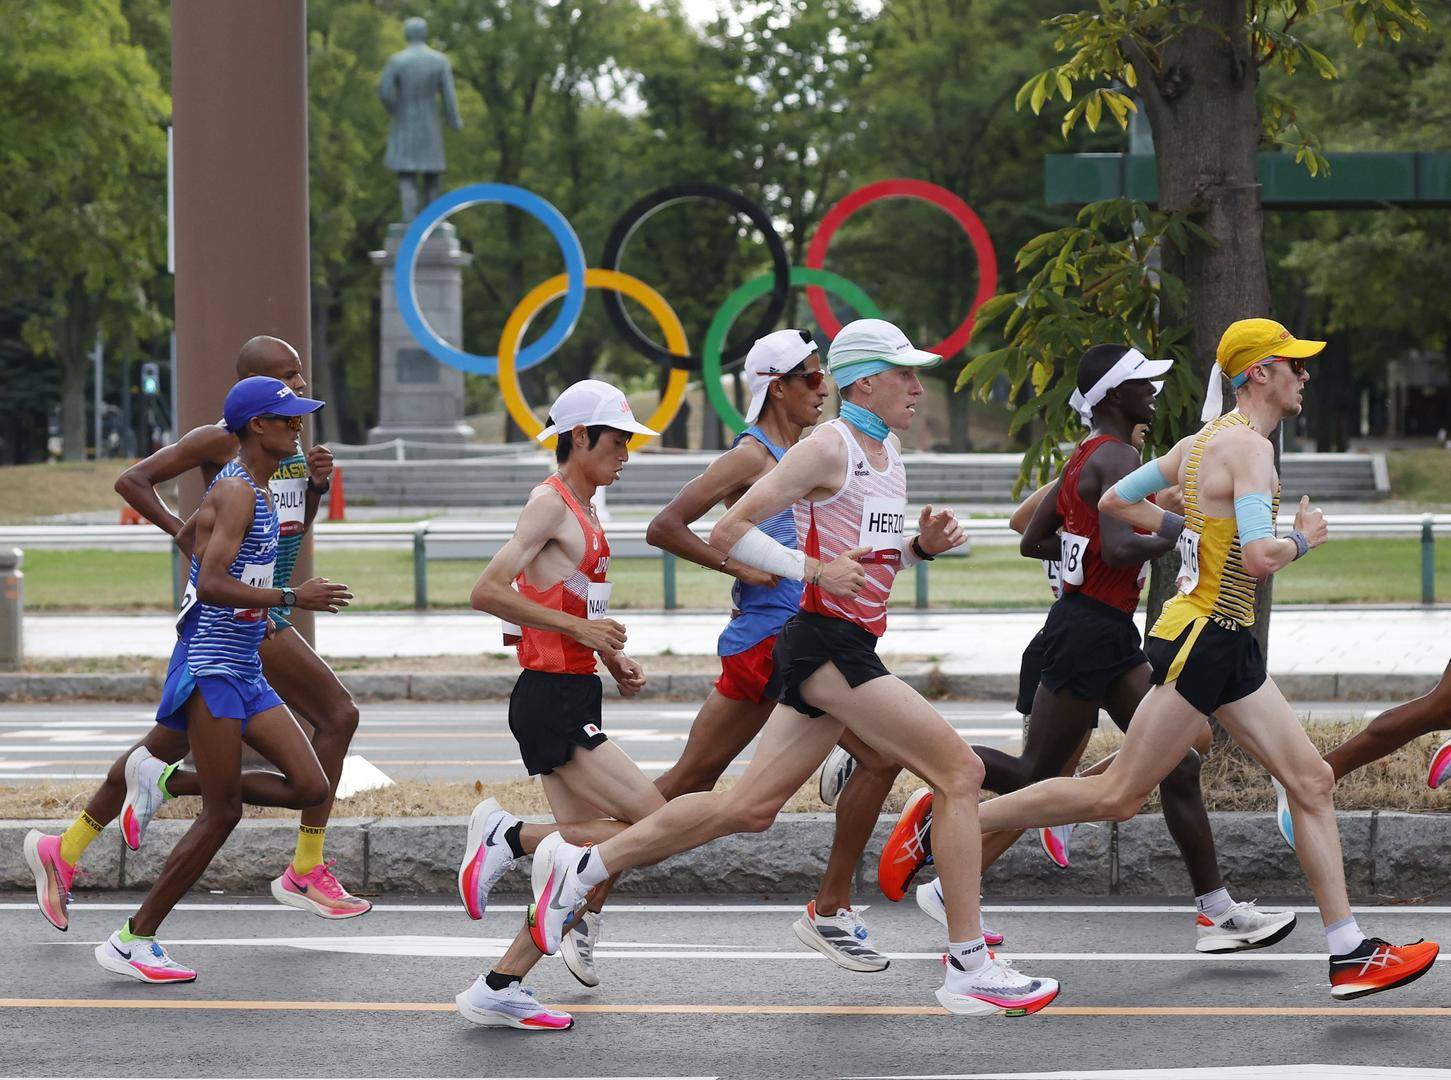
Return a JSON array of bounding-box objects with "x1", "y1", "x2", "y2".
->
[
  {"x1": 0, "y1": 669, "x2": 1439, "y2": 703},
  {"x1": 3, "y1": 811, "x2": 1447, "y2": 900}
]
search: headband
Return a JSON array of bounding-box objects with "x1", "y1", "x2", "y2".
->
[{"x1": 1069, "y1": 348, "x2": 1168, "y2": 425}]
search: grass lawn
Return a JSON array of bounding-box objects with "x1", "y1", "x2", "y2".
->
[
  {"x1": 1387, "y1": 448, "x2": 1451, "y2": 506},
  {"x1": 0, "y1": 461, "x2": 150, "y2": 522},
  {"x1": 19, "y1": 537, "x2": 1451, "y2": 611}
]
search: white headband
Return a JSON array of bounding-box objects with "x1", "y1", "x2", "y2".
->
[
  {"x1": 1201, "y1": 365, "x2": 1227, "y2": 422},
  {"x1": 1069, "y1": 348, "x2": 1167, "y2": 425}
]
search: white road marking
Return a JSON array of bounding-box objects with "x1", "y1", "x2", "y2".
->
[{"x1": 848, "y1": 1069, "x2": 1451, "y2": 1080}]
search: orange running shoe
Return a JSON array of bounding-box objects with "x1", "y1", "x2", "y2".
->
[
  {"x1": 877, "y1": 787, "x2": 933, "y2": 902},
  {"x1": 1329, "y1": 937, "x2": 1439, "y2": 1000}
]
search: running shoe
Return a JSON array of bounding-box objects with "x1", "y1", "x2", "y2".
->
[
  {"x1": 23, "y1": 831, "x2": 74, "y2": 932},
  {"x1": 455, "y1": 976, "x2": 573, "y2": 1031},
  {"x1": 120, "y1": 747, "x2": 168, "y2": 851},
  {"x1": 95, "y1": 928, "x2": 197, "y2": 984},
  {"x1": 1194, "y1": 900, "x2": 1297, "y2": 953},
  {"x1": 270, "y1": 859, "x2": 372, "y2": 919},
  {"x1": 913, "y1": 880, "x2": 1005, "y2": 946},
  {"x1": 792, "y1": 900, "x2": 889, "y2": 972},
  {"x1": 528, "y1": 832, "x2": 590, "y2": 956},
  {"x1": 878, "y1": 786, "x2": 933, "y2": 901},
  {"x1": 458, "y1": 797, "x2": 519, "y2": 920},
  {"x1": 560, "y1": 909, "x2": 604, "y2": 987},
  {"x1": 1272, "y1": 776, "x2": 1296, "y2": 851},
  {"x1": 1039, "y1": 824, "x2": 1074, "y2": 869},
  {"x1": 1428, "y1": 737, "x2": 1451, "y2": 790},
  {"x1": 818, "y1": 746, "x2": 856, "y2": 808},
  {"x1": 1329, "y1": 937, "x2": 1439, "y2": 1000},
  {"x1": 936, "y1": 952, "x2": 1060, "y2": 1017}
]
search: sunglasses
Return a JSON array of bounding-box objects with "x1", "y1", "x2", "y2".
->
[
  {"x1": 1256, "y1": 356, "x2": 1307, "y2": 377},
  {"x1": 771, "y1": 369, "x2": 827, "y2": 390},
  {"x1": 259, "y1": 413, "x2": 305, "y2": 431}
]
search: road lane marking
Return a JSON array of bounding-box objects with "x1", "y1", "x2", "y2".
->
[{"x1": 9, "y1": 902, "x2": 1451, "y2": 915}]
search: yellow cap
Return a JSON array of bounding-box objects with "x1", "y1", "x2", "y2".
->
[{"x1": 1216, "y1": 318, "x2": 1325, "y2": 382}]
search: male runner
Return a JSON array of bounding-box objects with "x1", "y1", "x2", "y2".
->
[
  {"x1": 454, "y1": 380, "x2": 669, "y2": 1031},
  {"x1": 24, "y1": 338, "x2": 369, "y2": 933},
  {"x1": 521, "y1": 319, "x2": 1061, "y2": 1016},
  {"x1": 888, "y1": 319, "x2": 1438, "y2": 1000},
  {"x1": 94, "y1": 377, "x2": 351, "y2": 982},
  {"x1": 895, "y1": 345, "x2": 1295, "y2": 954},
  {"x1": 644, "y1": 329, "x2": 901, "y2": 971}
]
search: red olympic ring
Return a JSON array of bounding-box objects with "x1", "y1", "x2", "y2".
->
[{"x1": 804, "y1": 178, "x2": 998, "y2": 361}]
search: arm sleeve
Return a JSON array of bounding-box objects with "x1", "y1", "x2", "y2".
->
[
  {"x1": 1233, "y1": 492, "x2": 1276, "y2": 544},
  {"x1": 1112, "y1": 458, "x2": 1173, "y2": 505},
  {"x1": 728, "y1": 526, "x2": 807, "y2": 581}
]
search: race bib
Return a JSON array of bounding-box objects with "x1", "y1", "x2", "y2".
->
[
  {"x1": 587, "y1": 581, "x2": 614, "y2": 620},
  {"x1": 176, "y1": 581, "x2": 198, "y2": 633},
  {"x1": 1137, "y1": 560, "x2": 1151, "y2": 590},
  {"x1": 269, "y1": 473, "x2": 307, "y2": 538},
  {"x1": 235, "y1": 561, "x2": 275, "y2": 622},
  {"x1": 857, "y1": 496, "x2": 907, "y2": 565},
  {"x1": 1043, "y1": 559, "x2": 1062, "y2": 600},
  {"x1": 1175, "y1": 531, "x2": 1201, "y2": 595},
  {"x1": 1059, "y1": 531, "x2": 1090, "y2": 587},
  {"x1": 501, "y1": 619, "x2": 522, "y2": 646}
]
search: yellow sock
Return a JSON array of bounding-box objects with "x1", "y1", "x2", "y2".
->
[
  {"x1": 59, "y1": 811, "x2": 104, "y2": 867},
  {"x1": 293, "y1": 825, "x2": 326, "y2": 874}
]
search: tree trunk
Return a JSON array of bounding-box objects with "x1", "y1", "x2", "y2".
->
[{"x1": 54, "y1": 294, "x2": 97, "y2": 462}]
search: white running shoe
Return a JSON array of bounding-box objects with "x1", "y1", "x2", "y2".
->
[
  {"x1": 818, "y1": 746, "x2": 856, "y2": 808},
  {"x1": 1039, "y1": 823, "x2": 1074, "y2": 868},
  {"x1": 914, "y1": 880, "x2": 1005, "y2": 946},
  {"x1": 120, "y1": 748, "x2": 168, "y2": 851},
  {"x1": 560, "y1": 910, "x2": 604, "y2": 987},
  {"x1": 936, "y1": 952, "x2": 1060, "y2": 1017},
  {"x1": 95, "y1": 928, "x2": 197, "y2": 984},
  {"x1": 455, "y1": 976, "x2": 573, "y2": 1031},
  {"x1": 1195, "y1": 900, "x2": 1298, "y2": 953},
  {"x1": 458, "y1": 797, "x2": 519, "y2": 921},
  {"x1": 791, "y1": 901, "x2": 889, "y2": 972},
  {"x1": 528, "y1": 832, "x2": 591, "y2": 956},
  {"x1": 1272, "y1": 777, "x2": 1296, "y2": 851}
]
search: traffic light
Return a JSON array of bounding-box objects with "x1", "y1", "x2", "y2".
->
[{"x1": 140, "y1": 362, "x2": 160, "y2": 396}]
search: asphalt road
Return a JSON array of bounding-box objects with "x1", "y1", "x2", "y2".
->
[
  {"x1": 0, "y1": 700, "x2": 1395, "y2": 786},
  {"x1": 3, "y1": 893, "x2": 1449, "y2": 1078}
]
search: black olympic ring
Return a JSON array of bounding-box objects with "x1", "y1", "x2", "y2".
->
[{"x1": 599, "y1": 182, "x2": 791, "y2": 372}]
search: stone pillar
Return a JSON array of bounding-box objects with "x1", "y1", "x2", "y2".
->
[{"x1": 368, "y1": 222, "x2": 475, "y2": 444}]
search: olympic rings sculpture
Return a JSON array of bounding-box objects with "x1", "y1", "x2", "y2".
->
[{"x1": 395, "y1": 178, "x2": 997, "y2": 444}]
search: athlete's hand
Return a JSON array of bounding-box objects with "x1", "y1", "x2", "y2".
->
[
  {"x1": 917, "y1": 504, "x2": 967, "y2": 556},
  {"x1": 293, "y1": 576, "x2": 353, "y2": 613},
  {"x1": 733, "y1": 564, "x2": 778, "y2": 589},
  {"x1": 604, "y1": 652, "x2": 647, "y2": 698},
  {"x1": 817, "y1": 546, "x2": 869, "y2": 598},
  {"x1": 263, "y1": 618, "x2": 277, "y2": 640},
  {"x1": 1293, "y1": 494, "x2": 1328, "y2": 549},
  {"x1": 307, "y1": 444, "x2": 334, "y2": 486},
  {"x1": 575, "y1": 617, "x2": 627, "y2": 654},
  {"x1": 1157, "y1": 484, "x2": 1185, "y2": 517}
]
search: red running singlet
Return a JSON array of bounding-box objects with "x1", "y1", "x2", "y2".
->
[
  {"x1": 1055, "y1": 434, "x2": 1149, "y2": 615},
  {"x1": 515, "y1": 475, "x2": 612, "y2": 675}
]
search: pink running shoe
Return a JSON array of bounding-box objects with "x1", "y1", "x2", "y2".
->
[
  {"x1": 24, "y1": 831, "x2": 75, "y2": 932},
  {"x1": 1039, "y1": 824, "x2": 1073, "y2": 869},
  {"x1": 270, "y1": 859, "x2": 372, "y2": 919},
  {"x1": 1428, "y1": 738, "x2": 1451, "y2": 790}
]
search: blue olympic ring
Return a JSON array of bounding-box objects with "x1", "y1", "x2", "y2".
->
[{"x1": 394, "y1": 184, "x2": 587, "y2": 376}]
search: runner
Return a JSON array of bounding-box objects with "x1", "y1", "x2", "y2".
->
[
  {"x1": 517, "y1": 319, "x2": 1062, "y2": 1017},
  {"x1": 94, "y1": 377, "x2": 351, "y2": 983},
  {"x1": 644, "y1": 329, "x2": 901, "y2": 971},
  {"x1": 896, "y1": 346, "x2": 1296, "y2": 954},
  {"x1": 454, "y1": 380, "x2": 669, "y2": 1031},
  {"x1": 24, "y1": 337, "x2": 370, "y2": 934},
  {"x1": 887, "y1": 319, "x2": 1438, "y2": 1000}
]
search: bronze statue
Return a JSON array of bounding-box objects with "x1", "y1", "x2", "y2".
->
[{"x1": 378, "y1": 17, "x2": 463, "y2": 221}]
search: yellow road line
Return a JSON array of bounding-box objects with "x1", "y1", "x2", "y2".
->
[{"x1": 2, "y1": 998, "x2": 1449, "y2": 1018}]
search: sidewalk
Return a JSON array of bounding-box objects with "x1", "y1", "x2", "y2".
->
[{"x1": 22, "y1": 606, "x2": 1451, "y2": 674}]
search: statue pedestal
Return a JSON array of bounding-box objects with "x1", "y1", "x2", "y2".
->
[{"x1": 368, "y1": 222, "x2": 475, "y2": 445}]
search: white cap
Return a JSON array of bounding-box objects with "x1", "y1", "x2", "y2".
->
[
  {"x1": 827, "y1": 318, "x2": 940, "y2": 388},
  {"x1": 536, "y1": 379, "x2": 658, "y2": 442},
  {"x1": 743, "y1": 329, "x2": 818, "y2": 423}
]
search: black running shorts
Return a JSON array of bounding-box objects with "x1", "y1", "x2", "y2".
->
[
  {"x1": 1038, "y1": 592, "x2": 1148, "y2": 705},
  {"x1": 508, "y1": 669, "x2": 607, "y2": 776},
  {"x1": 1016, "y1": 626, "x2": 1048, "y2": 716},
  {"x1": 1145, "y1": 615, "x2": 1267, "y2": 716},
  {"x1": 765, "y1": 611, "x2": 890, "y2": 719}
]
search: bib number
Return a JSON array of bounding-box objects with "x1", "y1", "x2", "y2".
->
[
  {"x1": 235, "y1": 562, "x2": 275, "y2": 622},
  {"x1": 857, "y1": 496, "x2": 907, "y2": 565},
  {"x1": 1043, "y1": 559, "x2": 1062, "y2": 600},
  {"x1": 1175, "y1": 531, "x2": 1201, "y2": 595},
  {"x1": 1137, "y1": 560, "x2": 1151, "y2": 590},
  {"x1": 1059, "y1": 531, "x2": 1089, "y2": 587},
  {"x1": 176, "y1": 581, "x2": 198, "y2": 633},
  {"x1": 587, "y1": 582, "x2": 614, "y2": 620},
  {"x1": 270, "y1": 475, "x2": 307, "y2": 538}
]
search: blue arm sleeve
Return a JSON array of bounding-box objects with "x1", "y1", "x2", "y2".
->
[
  {"x1": 1234, "y1": 492, "x2": 1276, "y2": 544},
  {"x1": 1112, "y1": 458, "x2": 1172, "y2": 504}
]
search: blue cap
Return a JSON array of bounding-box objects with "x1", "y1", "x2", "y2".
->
[{"x1": 223, "y1": 376, "x2": 325, "y2": 434}]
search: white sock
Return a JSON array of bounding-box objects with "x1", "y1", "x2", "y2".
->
[
  {"x1": 1325, "y1": 916, "x2": 1364, "y2": 957},
  {"x1": 576, "y1": 847, "x2": 609, "y2": 889},
  {"x1": 948, "y1": 937, "x2": 989, "y2": 972},
  {"x1": 1195, "y1": 887, "x2": 1234, "y2": 919}
]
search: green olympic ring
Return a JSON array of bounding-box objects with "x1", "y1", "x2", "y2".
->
[{"x1": 702, "y1": 267, "x2": 883, "y2": 435}]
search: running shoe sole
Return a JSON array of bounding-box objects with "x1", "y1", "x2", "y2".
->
[
  {"x1": 1039, "y1": 827, "x2": 1070, "y2": 869},
  {"x1": 1196, "y1": 911, "x2": 1297, "y2": 954},
  {"x1": 94, "y1": 943, "x2": 197, "y2": 984},
  {"x1": 934, "y1": 981, "x2": 1061, "y2": 1017},
  {"x1": 1428, "y1": 739, "x2": 1451, "y2": 790},
  {"x1": 455, "y1": 990, "x2": 574, "y2": 1030},
  {"x1": 119, "y1": 748, "x2": 147, "y2": 851},
  {"x1": 528, "y1": 832, "x2": 567, "y2": 955},
  {"x1": 560, "y1": 914, "x2": 601, "y2": 988},
  {"x1": 878, "y1": 787, "x2": 933, "y2": 902},
  {"x1": 1330, "y1": 944, "x2": 1439, "y2": 1001},
  {"x1": 268, "y1": 875, "x2": 371, "y2": 920},
  {"x1": 458, "y1": 797, "x2": 502, "y2": 920},
  {"x1": 23, "y1": 830, "x2": 65, "y2": 932},
  {"x1": 791, "y1": 915, "x2": 889, "y2": 973},
  {"x1": 818, "y1": 747, "x2": 854, "y2": 808}
]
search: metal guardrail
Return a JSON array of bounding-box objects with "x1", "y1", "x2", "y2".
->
[{"x1": 5, "y1": 514, "x2": 1448, "y2": 609}]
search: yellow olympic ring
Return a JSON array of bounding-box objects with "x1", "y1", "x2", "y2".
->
[{"x1": 498, "y1": 269, "x2": 690, "y2": 451}]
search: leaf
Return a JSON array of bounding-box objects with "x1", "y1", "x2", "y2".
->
[
  {"x1": 1030, "y1": 72, "x2": 1050, "y2": 115},
  {"x1": 1056, "y1": 70, "x2": 1073, "y2": 101},
  {"x1": 1086, "y1": 91, "x2": 1103, "y2": 131}
]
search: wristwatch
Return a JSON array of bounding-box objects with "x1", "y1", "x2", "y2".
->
[
  {"x1": 911, "y1": 537, "x2": 936, "y2": 562},
  {"x1": 307, "y1": 476, "x2": 330, "y2": 495},
  {"x1": 279, "y1": 587, "x2": 297, "y2": 608}
]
